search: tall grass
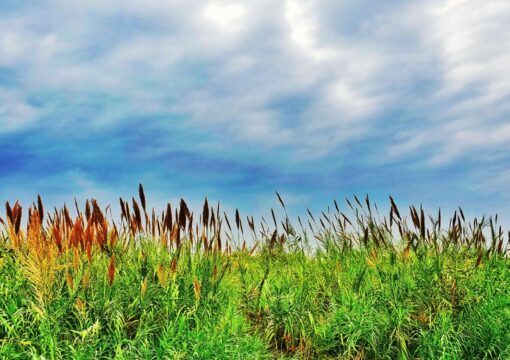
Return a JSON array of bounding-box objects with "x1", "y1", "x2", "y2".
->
[{"x1": 0, "y1": 185, "x2": 508, "y2": 359}]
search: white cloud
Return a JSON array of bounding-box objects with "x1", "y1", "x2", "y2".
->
[
  {"x1": 0, "y1": 90, "x2": 38, "y2": 132},
  {"x1": 381, "y1": 0, "x2": 510, "y2": 166},
  {"x1": 203, "y1": 2, "x2": 247, "y2": 33},
  {"x1": 285, "y1": 0, "x2": 334, "y2": 60},
  {"x1": 0, "y1": 0, "x2": 509, "y2": 168}
]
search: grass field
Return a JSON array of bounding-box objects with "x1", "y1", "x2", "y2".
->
[{"x1": 0, "y1": 186, "x2": 509, "y2": 359}]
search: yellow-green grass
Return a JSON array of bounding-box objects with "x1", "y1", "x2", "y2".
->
[{"x1": 0, "y1": 188, "x2": 508, "y2": 359}]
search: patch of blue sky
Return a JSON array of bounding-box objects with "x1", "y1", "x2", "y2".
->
[{"x1": 0, "y1": 68, "x2": 21, "y2": 87}]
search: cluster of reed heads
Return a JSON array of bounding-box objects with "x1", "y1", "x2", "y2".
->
[{"x1": 0, "y1": 185, "x2": 508, "y2": 289}]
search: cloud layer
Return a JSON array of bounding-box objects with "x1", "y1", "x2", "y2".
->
[{"x1": 1, "y1": 0, "x2": 509, "y2": 218}]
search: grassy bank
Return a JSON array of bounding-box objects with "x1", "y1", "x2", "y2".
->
[{"x1": 0, "y1": 188, "x2": 509, "y2": 359}]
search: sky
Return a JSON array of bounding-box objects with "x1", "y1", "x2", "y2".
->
[{"x1": 1, "y1": 0, "x2": 510, "y2": 221}]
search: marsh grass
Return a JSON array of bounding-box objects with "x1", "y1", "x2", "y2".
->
[{"x1": 0, "y1": 186, "x2": 508, "y2": 359}]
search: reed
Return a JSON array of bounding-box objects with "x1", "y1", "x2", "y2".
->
[{"x1": 0, "y1": 185, "x2": 508, "y2": 359}]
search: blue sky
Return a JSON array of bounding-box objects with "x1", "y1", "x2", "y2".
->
[{"x1": 1, "y1": 0, "x2": 510, "y2": 220}]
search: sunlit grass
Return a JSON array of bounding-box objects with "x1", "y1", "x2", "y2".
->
[{"x1": 0, "y1": 187, "x2": 508, "y2": 359}]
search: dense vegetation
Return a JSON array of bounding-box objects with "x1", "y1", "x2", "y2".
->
[{"x1": 0, "y1": 186, "x2": 509, "y2": 359}]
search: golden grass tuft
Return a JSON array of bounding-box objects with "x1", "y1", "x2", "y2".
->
[{"x1": 108, "y1": 255, "x2": 115, "y2": 287}]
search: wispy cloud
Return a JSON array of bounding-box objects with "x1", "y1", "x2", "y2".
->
[{"x1": 0, "y1": 0, "x2": 509, "y2": 218}]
